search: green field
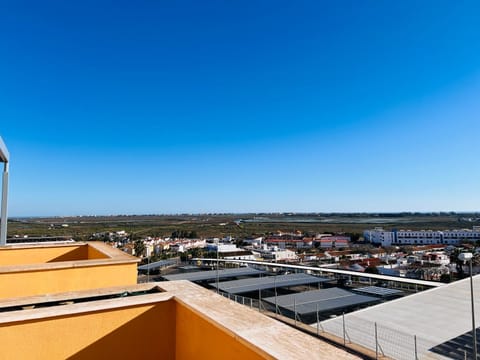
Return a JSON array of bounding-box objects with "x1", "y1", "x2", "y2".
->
[{"x1": 7, "y1": 213, "x2": 480, "y2": 240}]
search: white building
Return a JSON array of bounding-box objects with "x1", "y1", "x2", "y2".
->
[
  {"x1": 363, "y1": 228, "x2": 396, "y2": 246},
  {"x1": 256, "y1": 246, "x2": 298, "y2": 262},
  {"x1": 205, "y1": 243, "x2": 255, "y2": 260},
  {"x1": 242, "y1": 237, "x2": 263, "y2": 246},
  {"x1": 422, "y1": 252, "x2": 450, "y2": 266},
  {"x1": 206, "y1": 243, "x2": 238, "y2": 253},
  {"x1": 364, "y1": 226, "x2": 480, "y2": 247},
  {"x1": 223, "y1": 252, "x2": 256, "y2": 261}
]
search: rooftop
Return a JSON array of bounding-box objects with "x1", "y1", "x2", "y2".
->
[
  {"x1": 319, "y1": 275, "x2": 480, "y2": 359},
  {"x1": 211, "y1": 273, "x2": 332, "y2": 294},
  {"x1": 0, "y1": 242, "x2": 139, "y2": 298},
  {"x1": 162, "y1": 266, "x2": 266, "y2": 282},
  {"x1": 263, "y1": 287, "x2": 379, "y2": 316},
  {"x1": 0, "y1": 280, "x2": 360, "y2": 360}
]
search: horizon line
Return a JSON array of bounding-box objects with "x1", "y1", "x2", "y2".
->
[{"x1": 8, "y1": 211, "x2": 480, "y2": 219}]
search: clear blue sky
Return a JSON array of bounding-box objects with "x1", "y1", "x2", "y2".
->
[{"x1": 1, "y1": 1, "x2": 479, "y2": 216}]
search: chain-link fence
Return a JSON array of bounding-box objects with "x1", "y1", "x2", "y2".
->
[
  {"x1": 320, "y1": 314, "x2": 479, "y2": 360},
  {"x1": 320, "y1": 315, "x2": 428, "y2": 359},
  {"x1": 220, "y1": 291, "x2": 258, "y2": 309}
]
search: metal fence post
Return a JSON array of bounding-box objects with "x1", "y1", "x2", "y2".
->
[
  {"x1": 147, "y1": 255, "x2": 150, "y2": 283},
  {"x1": 316, "y1": 303, "x2": 319, "y2": 335},
  {"x1": 258, "y1": 288, "x2": 261, "y2": 312},
  {"x1": 414, "y1": 334, "x2": 418, "y2": 360},
  {"x1": 274, "y1": 274, "x2": 278, "y2": 316},
  {"x1": 294, "y1": 297, "x2": 297, "y2": 326},
  {"x1": 343, "y1": 312, "x2": 346, "y2": 347},
  {"x1": 375, "y1": 322, "x2": 378, "y2": 359}
]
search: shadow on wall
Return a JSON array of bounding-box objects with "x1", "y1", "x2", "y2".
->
[
  {"x1": 0, "y1": 296, "x2": 272, "y2": 360},
  {"x1": 48, "y1": 245, "x2": 108, "y2": 262},
  {"x1": 47, "y1": 246, "x2": 89, "y2": 262},
  {"x1": 67, "y1": 304, "x2": 176, "y2": 360}
]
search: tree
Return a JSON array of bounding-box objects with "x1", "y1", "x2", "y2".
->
[
  {"x1": 134, "y1": 240, "x2": 145, "y2": 258},
  {"x1": 440, "y1": 273, "x2": 451, "y2": 283},
  {"x1": 383, "y1": 246, "x2": 396, "y2": 254},
  {"x1": 364, "y1": 266, "x2": 379, "y2": 274},
  {"x1": 450, "y1": 248, "x2": 465, "y2": 279},
  {"x1": 345, "y1": 232, "x2": 361, "y2": 242}
]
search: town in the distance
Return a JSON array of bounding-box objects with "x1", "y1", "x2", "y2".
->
[{"x1": 10, "y1": 212, "x2": 480, "y2": 283}]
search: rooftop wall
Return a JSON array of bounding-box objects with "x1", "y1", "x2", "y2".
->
[
  {"x1": 175, "y1": 301, "x2": 267, "y2": 360},
  {"x1": 0, "y1": 242, "x2": 139, "y2": 299},
  {"x1": 0, "y1": 243, "x2": 105, "y2": 265},
  {"x1": 0, "y1": 282, "x2": 360, "y2": 360},
  {"x1": 0, "y1": 300, "x2": 176, "y2": 359}
]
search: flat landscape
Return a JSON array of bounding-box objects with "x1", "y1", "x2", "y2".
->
[{"x1": 8, "y1": 212, "x2": 480, "y2": 240}]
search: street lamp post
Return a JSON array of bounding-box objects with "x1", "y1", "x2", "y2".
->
[{"x1": 460, "y1": 252, "x2": 477, "y2": 360}]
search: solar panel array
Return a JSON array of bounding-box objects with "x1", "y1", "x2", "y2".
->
[
  {"x1": 210, "y1": 273, "x2": 332, "y2": 294},
  {"x1": 138, "y1": 259, "x2": 177, "y2": 271},
  {"x1": 162, "y1": 267, "x2": 265, "y2": 282},
  {"x1": 263, "y1": 287, "x2": 379, "y2": 315},
  {"x1": 352, "y1": 286, "x2": 403, "y2": 297},
  {"x1": 177, "y1": 265, "x2": 202, "y2": 271}
]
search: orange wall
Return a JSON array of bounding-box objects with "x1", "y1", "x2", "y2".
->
[
  {"x1": 87, "y1": 245, "x2": 109, "y2": 259},
  {"x1": 0, "y1": 245, "x2": 91, "y2": 265},
  {"x1": 176, "y1": 302, "x2": 273, "y2": 360},
  {"x1": 0, "y1": 299, "x2": 274, "y2": 360},
  {"x1": 0, "y1": 263, "x2": 138, "y2": 299},
  {"x1": 0, "y1": 301, "x2": 176, "y2": 359}
]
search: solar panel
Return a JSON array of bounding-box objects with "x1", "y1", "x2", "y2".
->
[
  {"x1": 177, "y1": 265, "x2": 201, "y2": 271},
  {"x1": 162, "y1": 267, "x2": 265, "y2": 282},
  {"x1": 352, "y1": 286, "x2": 403, "y2": 297},
  {"x1": 211, "y1": 273, "x2": 332, "y2": 294},
  {"x1": 263, "y1": 288, "x2": 379, "y2": 315},
  {"x1": 138, "y1": 259, "x2": 177, "y2": 271}
]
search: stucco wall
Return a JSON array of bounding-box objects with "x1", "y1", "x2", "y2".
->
[
  {"x1": 0, "y1": 245, "x2": 93, "y2": 265},
  {"x1": 175, "y1": 302, "x2": 271, "y2": 360},
  {"x1": 0, "y1": 262, "x2": 138, "y2": 299},
  {"x1": 0, "y1": 243, "x2": 138, "y2": 299},
  {"x1": 0, "y1": 301, "x2": 176, "y2": 359}
]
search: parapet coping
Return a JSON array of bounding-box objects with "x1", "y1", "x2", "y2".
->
[
  {"x1": 0, "y1": 241, "x2": 139, "y2": 274},
  {"x1": 0, "y1": 282, "x2": 157, "y2": 309}
]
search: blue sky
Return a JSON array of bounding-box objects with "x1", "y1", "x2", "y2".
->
[{"x1": 1, "y1": 1, "x2": 479, "y2": 216}]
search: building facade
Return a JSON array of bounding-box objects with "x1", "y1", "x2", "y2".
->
[{"x1": 364, "y1": 226, "x2": 480, "y2": 247}]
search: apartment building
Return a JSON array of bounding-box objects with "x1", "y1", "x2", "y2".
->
[{"x1": 364, "y1": 226, "x2": 480, "y2": 246}]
